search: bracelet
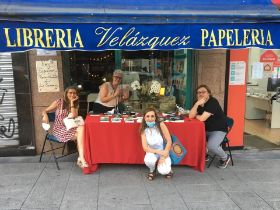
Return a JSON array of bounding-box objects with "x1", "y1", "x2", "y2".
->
[{"x1": 70, "y1": 106, "x2": 75, "y2": 108}]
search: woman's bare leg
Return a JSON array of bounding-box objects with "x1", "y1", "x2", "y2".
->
[{"x1": 76, "y1": 125, "x2": 87, "y2": 165}]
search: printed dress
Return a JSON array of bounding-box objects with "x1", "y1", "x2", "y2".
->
[{"x1": 53, "y1": 98, "x2": 76, "y2": 142}]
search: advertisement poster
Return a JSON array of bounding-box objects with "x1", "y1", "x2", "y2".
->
[{"x1": 229, "y1": 61, "x2": 246, "y2": 85}]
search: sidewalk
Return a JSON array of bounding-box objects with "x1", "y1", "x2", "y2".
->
[{"x1": 0, "y1": 149, "x2": 280, "y2": 210}]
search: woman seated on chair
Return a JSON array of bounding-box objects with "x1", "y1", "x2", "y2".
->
[
  {"x1": 189, "y1": 84, "x2": 230, "y2": 169},
  {"x1": 92, "y1": 69, "x2": 129, "y2": 114},
  {"x1": 41, "y1": 86, "x2": 88, "y2": 168},
  {"x1": 140, "y1": 107, "x2": 173, "y2": 181}
]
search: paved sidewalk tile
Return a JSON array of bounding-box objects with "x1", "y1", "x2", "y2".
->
[
  {"x1": 228, "y1": 191, "x2": 274, "y2": 210},
  {"x1": 0, "y1": 150, "x2": 280, "y2": 210}
]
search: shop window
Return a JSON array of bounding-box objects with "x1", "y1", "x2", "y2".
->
[
  {"x1": 121, "y1": 50, "x2": 189, "y2": 111},
  {"x1": 121, "y1": 50, "x2": 173, "y2": 85},
  {"x1": 66, "y1": 50, "x2": 190, "y2": 113},
  {"x1": 68, "y1": 51, "x2": 115, "y2": 93}
]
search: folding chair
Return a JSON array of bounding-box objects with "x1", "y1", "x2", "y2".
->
[
  {"x1": 87, "y1": 93, "x2": 98, "y2": 113},
  {"x1": 207, "y1": 117, "x2": 234, "y2": 168},
  {"x1": 39, "y1": 112, "x2": 75, "y2": 170}
]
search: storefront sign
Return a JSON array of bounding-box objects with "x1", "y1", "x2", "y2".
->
[
  {"x1": 0, "y1": 21, "x2": 280, "y2": 52},
  {"x1": 260, "y1": 50, "x2": 278, "y2": 62}
]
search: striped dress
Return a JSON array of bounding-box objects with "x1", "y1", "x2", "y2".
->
[{"x1": 53, "y1": 98, "x2": 76, "y2": 142}]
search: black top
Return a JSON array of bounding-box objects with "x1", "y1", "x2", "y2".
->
[{"x1": 197, "y1": 96, "x2": 227, "y2": 132}]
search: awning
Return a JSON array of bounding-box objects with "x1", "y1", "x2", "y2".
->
[
  {"x1": 0, "y1": 0, "x2": 280, "y2": 52},
  {"x1": 1, "y1": 0, "x2": 280, "y2": 23}
]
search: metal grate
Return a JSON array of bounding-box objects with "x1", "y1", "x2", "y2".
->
[{"x1": 0, "y1": 53, "x2": 19, "y2": 147}]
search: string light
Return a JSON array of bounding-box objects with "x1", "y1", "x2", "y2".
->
[
  {"x1": 83, "y1": 52, "x2": 115, "y2": 78},
  {"x1": 90, "y1": 53, "x2": 113, "y2": 62}
]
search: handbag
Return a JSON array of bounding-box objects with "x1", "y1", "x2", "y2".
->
[
  {"x1": 169, "y1": 135, "x2": 187, "y2": 165},
  {"x1": 159, "y1": 125, "x2": 187, "y2": 165}
]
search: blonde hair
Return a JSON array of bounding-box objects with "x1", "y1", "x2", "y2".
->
[{"x1": 113, "y1": 69, "x2": 123, "y2": 78}]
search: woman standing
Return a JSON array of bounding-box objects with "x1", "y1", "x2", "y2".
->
[
  {"x1": 140, "y1": 107, "x2": 173, "y2": 180},
  {"x1": 42, "y1": 86, "x2": 88, "y2": 168},
  {"x1": 189, "y1": 84, "x2": 230, "y2": 169}
]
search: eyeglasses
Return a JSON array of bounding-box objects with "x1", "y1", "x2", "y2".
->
[
  {"x1": 113, "y1": 76, "x2": 122, "y2": 80},
  {"x1": 197, "y1": 90, "x2": 207, "y2": 94}
]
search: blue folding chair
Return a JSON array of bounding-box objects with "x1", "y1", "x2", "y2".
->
[
  {"x1": 207, "y1": 117, "x2": 234, "y2": 168},
  {"x1": 39, "y1": 112, "x2": 75, "y2": 170}
]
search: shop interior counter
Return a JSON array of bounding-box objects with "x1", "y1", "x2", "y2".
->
[{"x1": 245, "y1": 93, "x2": 280, "y2": 128}]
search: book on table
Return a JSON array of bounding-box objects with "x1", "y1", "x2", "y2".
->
[
  {"x1": 111, "y1": 117, "x2": 122, "y2": 123},
  {"x1": 124, "y1": 117, "x2": 134, "y2": 123},
  {"x1": 100, "y1": 116, "x2": 110, "y2": 122}
]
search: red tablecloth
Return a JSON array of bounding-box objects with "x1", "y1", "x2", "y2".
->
[{"x1": 83, "y1": 116, "x2": 206, "y2": 174}]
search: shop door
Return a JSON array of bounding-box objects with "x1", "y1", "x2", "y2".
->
[{"x1": 244, "y1": 48, "x2": 280, "y2": 146}]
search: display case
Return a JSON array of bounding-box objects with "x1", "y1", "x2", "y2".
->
[{"x1": 121, "y1": 51, "x2": 174, "y2": 112}]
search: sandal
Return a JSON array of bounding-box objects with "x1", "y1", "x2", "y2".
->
[
  {"x1": 147, "y1": 171, "x2": 156, "y2": 181},
  {"x1": 77, "y1": 158, "x2": 88, "y2": 168},
  {"x1": 165, "y1": 171, "x2": 173, "y2": 179}
]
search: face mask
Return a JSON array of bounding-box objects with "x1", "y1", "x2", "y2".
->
[
  {"x1": 146, "y1": 121, "x2": 156, "y2": 128},
  {"x1": 42, "y1": 123, "x2": 50, "y2": 131}
]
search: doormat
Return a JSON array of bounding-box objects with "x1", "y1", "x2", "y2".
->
[{"x1": 244, "y1": 134, "x2": 280, "y2": 150}]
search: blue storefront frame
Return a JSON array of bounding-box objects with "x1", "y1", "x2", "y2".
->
[{"x1": 0, "y1": 0, "x2": 280, "y2": 52}]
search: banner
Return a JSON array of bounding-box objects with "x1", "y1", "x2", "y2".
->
[{"x1": 1, "y1": 21, "x2": 280, "y2": 52}]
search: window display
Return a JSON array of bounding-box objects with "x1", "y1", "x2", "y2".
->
[
  {"x1": 121, "y1": 50, "x2": 176, "y2": 111},
  {"x1": 66, "y1": 50, "x2": 191, "y2": 114}
]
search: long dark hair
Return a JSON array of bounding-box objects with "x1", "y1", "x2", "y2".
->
[
  {"x1": 63, "y1": 86, "x2": 79, "y2": 111},
  {"x1": 140, "y1": 107, "x2": 161, "y2": 134}
]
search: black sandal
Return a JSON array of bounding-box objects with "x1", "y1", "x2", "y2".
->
[
  {"x1": 165, "y1": 171, "x2": 173, "y2": 179},
  {"x1": 147, "y1": 171, "x2": 156, "y2": 181}
]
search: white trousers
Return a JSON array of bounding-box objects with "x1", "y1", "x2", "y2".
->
[{"x1": 144, "y1": 152, "x2": 172, "y2": 175}]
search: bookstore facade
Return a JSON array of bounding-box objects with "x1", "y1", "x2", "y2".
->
[{"x1": 1, "y1": 0, "x2": 280, "y2": 155}]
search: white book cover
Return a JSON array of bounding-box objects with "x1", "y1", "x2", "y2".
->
[{"x1": 172, "y1": 120, "x2": 185, "y2": 123}]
